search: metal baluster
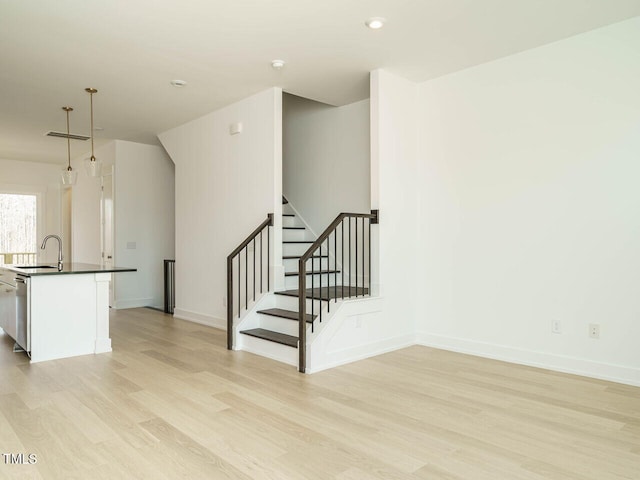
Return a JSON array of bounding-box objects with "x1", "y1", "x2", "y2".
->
[
  {"x1": 327, "y1": 234, "x2": 331, "y2": 313},
  {"x1": 227, "y1": 255, "x2": 233, "y2": 349},
  {"x1": 260, "y1": 230, "x2": 263, "y2": 293},
  {"x1": 267, "y1": 225, "x2": 270, "y2": 291},
  {"x1": 341, "y1": 220, "x2": 344, "y2": 300},
  {"x1": 334, "y1": 228, "x2": 337, "y2": 303},
  {"x1": 349, "y1": 217, "x2": 352, "y2": 298},
  {"x1": 245, "y1": 247, "x2": 248, "y2": 309},
  {"x1": 361, "y1": 217, "x2": 364, "y2": 297},
  {"x1": 368, "y1": 218, "x2": 371, "y2": 296},
  {"x1": 298, "y1": 257, "x2": 307, "y2": 372},
  {"x1": 355, "y1": 216, "x2": 359, "y2": 297},
  {"x1": 253, "y1": 238, "x2": 256, "y2": 301},
  {"x1": 237, "y1": 255, "x2": 240, "y2": 319},
  {"x1": 319, "y1": 242, "x2": 322, "y2": 323}
]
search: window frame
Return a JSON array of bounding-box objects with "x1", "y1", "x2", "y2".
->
[{"x1": 0, "y1": 183, "x2": 45, "y2": 263}]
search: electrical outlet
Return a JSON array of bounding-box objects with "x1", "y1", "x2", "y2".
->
[
  {"x1": 552, "y1": 319, "x2": 562, "y2": 334},
  {"x1": 589, "y1": 323, "x2": 600, "y2": 339}
]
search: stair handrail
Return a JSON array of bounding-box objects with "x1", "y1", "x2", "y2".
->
[
  {"x1": 227, "y1": 213, "x2": 273, "y2": 350},
  {"x1": 297, "y1": 210, "x2": 378, "y2": 372}
]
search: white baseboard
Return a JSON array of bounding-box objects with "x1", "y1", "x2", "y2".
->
[
  {"x1": 173, "y1": 308, "x2": 226, "y2": 330},
  {"x1": 306, "y1": 333, "x2": 415, "y2": 374},
  {"x1": 94, "y1": 338, "x2": 112, "y2": 354},
  {"x1": 112, "y1": 297, "x2": 153, "y2": 310},
  {"x1": 416, "y1": 332, "x2": 640, "y2": 387}
]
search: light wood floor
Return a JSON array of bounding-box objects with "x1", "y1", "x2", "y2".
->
[{"x1": 1, "y1": 308, "x2": 639, "y2": 479}]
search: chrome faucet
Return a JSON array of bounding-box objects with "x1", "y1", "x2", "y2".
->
[{"x1": 41, "y1": 235, "x2": 63, "y2": 270}]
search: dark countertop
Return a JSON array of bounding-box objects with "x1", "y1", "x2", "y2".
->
[{"x1": 1, "y1": 263, "x2": 137, "y2": 277}]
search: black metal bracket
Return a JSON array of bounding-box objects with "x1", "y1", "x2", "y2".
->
[{"x1": 370, "y1": 209, "x2": 379, "y2": 225}]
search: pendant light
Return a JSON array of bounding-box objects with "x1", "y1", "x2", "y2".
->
[
  {"x1": 60, "y1": 107, "x2": 77, "y2": 186},
  {"x1": 84, "y1": 87, "x2": 102, "y2": 177}
]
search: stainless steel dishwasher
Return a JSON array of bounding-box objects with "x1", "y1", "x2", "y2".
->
[
  {"x1": 0, "y1": 277, "x2": 17, "y2": 340},
  {"x1": 15, "y1": 275, "x2": 29, "y2": 353}
]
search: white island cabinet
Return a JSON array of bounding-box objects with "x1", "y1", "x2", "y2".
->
[{"x1": 0, "y1": 263, "x2": 136, "y2": 363}]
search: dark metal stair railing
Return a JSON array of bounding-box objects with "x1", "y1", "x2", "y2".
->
[
  {"x1": 227, "y1": 213, "x2": 273, "y2": 350},
  {"x1": 297, "y1": 210, "x2": 378, "y2": 373}
]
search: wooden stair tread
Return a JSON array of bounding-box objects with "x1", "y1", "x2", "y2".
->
[
  {"x1": 283, "y1": 255, "x2": 328, "y2": 259},
  {"x1": 284, "y1": 269, "x2": 340, "y2": 276},
  {"x1": 283, "y1": 213, "x2": 295, "y2": 217},
  {"x1": 283, "y1": 240, "x2": 314, "y2": 244},
  {"x1": 275, "y1": 286, "x2": 369, "y2": 301},
  {"x1": 257, "y1": 308, "x2": 316, "y2": 323},
  {"x1": 240, "y1": 328, "x2": 297, "y2": 348},
  {"x1": 283, "y1": 226, "x2": 305, "y2": 230}
]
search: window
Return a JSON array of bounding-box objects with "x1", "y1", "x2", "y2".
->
[{"x1": 0, "y1": 193, "x2": 37, "y2": 265}]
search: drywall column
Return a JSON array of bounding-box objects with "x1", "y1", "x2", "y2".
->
[{"x1": 370, "y1": 69, "x2": 420, "y2": 335}]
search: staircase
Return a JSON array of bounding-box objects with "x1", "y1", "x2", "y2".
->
[{"x1": 229, "y1": 198, "x2": 377, "y2": 372}]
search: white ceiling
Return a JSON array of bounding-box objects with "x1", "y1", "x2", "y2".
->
[{"x1": 2, "y1": 0, "x2": 639, "y2": 165}]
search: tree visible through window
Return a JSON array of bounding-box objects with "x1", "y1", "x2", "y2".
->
[{"x1": 0, "y1": 194, "x2": 37, "y2": 265}]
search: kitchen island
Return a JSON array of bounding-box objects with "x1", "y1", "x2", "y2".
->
[{"x1": 0, "y1": 263, "x2": 136, "y2": 363}]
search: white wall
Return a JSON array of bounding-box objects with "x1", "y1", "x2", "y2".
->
[
  {"x1": 283, "y1": 94, "x2": 370, "y2": 235},
  {"x1": 0, "y1": 158, "x2": 62, "y2": 263},
  {"x1": 113, "y1": 141, "x2": 175, "y2": 309},
  {"x1": 71, "y1": 140, "x2": 174, "y2": 309},
  {"x1": 158, "y1": 88, "x2": 282, "y2": 328},
  {"x1": 416, "y1": 17, "x2": 640, "y2": 385}
]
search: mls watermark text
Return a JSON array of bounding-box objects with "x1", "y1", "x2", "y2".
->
[{"x1": 2, "y1": 453, "x2": 38, "y2": 465}]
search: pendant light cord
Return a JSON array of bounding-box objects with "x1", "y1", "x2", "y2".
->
[
  {"x1": 64, "y1": 106, "x2": 73, "y2": 171},
  {"x1": 85, "y1": 88, "x2": 98, "y2": 162},
  {"x1": 89, "y1": 91, "x2": 95, "y2": 161},
  {"x1": 66, "y1": 109, "x2": 71, "y2": 169}
]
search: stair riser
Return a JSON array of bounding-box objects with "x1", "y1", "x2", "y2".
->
[
  {"x1": 283, "y1": 216, "x2": 300, "y2": 228},
  {"x1": 282, "y1": 229, "x2": 311, "y2": 242},
  {"x1": 283, "y1": 257, "x2": 329, "y2": 271},
  {"x1": 284, "y1": 274, "x2": 340, "y2": 289},
  {"x1": 238, "y1": 334, "x2": 298, "y2": 366},
  {"x1": 275, "y1": 293, "x2": 338, "y2": 313},
  {"x1": 283, "y1": 243, "x2": 326, "y2": 257},
  {"x1": 258, "y1": 315, "x2": 311, "y2": 337}
]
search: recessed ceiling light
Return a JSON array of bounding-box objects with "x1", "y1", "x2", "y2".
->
[
  {"x1": 365, "y1": 17, "x2": 386, "y2": 29},
  {"x1": 170, "y1": 79, "x2": 187, "y2": 87},
  {"x1": 271, "y1": 60, "x2": 285, "y2": 70}
]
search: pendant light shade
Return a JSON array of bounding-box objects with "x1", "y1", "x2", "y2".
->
[
  {"x1": 60, "y1": 107, "x2": 77, "y2": 186},
  {"x1": 84, "y1": 87, "x2": 102, "y2": 177}
]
